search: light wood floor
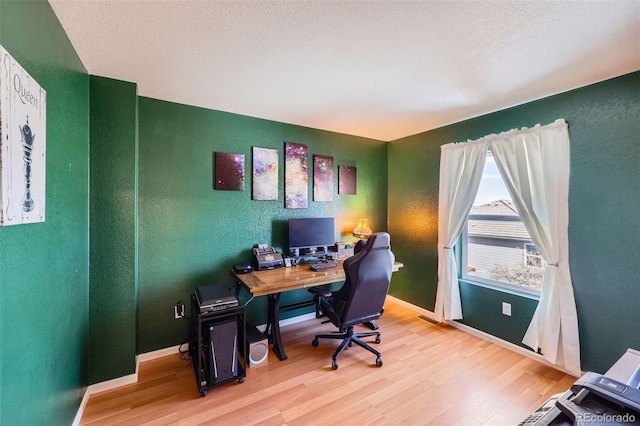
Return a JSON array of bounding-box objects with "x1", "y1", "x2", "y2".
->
[{"x1": 80, "y1": 299, "x2": 576, "y2": 425}]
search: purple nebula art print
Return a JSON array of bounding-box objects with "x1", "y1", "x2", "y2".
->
[
  {"x1": 252, "y1": 147, "x2": 278, "y2": 200},
  {"x1": 284, "y1": 142, "x2": 308, "y2": 208},
  {"x1": 313, "y1": 155, "x2": 334, "y2": 202},
  {"x1": 338, "y1": 165, "x2": 357, "y2": 195},
  {"x1": 214, "y1": 152, "x2": 245, "y2": 191}
]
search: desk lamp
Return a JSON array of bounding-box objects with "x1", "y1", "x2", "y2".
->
[
  {"x1": 333, "y1": 219, "x2": 371, "y2": 259},
  {"x1": 352, "y1": 219, "x2": 372, "y2": 239}
]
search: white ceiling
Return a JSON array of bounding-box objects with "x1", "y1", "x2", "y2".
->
[{"x1": 49, "y1": 0, "x2": 640, "y2": 141}]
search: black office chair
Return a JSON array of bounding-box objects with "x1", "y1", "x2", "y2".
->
[
  {"x1": 310, "y1": 238, "x2": 368, "y2": 320},
  {"x1": 311, "y1": 232, "x2": 395, "y2": 369},
  {"x1": 310, "y1": 238, "x2": 381, "y2": 329}
]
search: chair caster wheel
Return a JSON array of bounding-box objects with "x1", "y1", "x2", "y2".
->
[
  {"x1": 375, "y1": 336, "x2": 381, "y2": 344},
  {"x1": 312, "y1": 339, "x2": 319, "y2": 347},
  {"x1": 332, "y1": 360, "x2": 338, "y2": 370},
  {"x1": 239, "y1": 378, "x2": 244, "y2": 383},
  {"x1": 200, "y1": 390, "x2": 207, "y2": 397},
  {"x1": 376, "y1": 357, "x2": 383, "y2": 367}
]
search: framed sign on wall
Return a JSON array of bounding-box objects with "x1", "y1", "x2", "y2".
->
[{"x1": 0, "y1": 45, "x2": 47, "y2": 226}]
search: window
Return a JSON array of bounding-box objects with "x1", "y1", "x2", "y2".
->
[{"x1": 460, "y1": 153, "x2": 545, "y2": 293}]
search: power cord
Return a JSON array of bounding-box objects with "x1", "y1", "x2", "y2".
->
[{"x1": 179, "y1": 336, "x2": 192, "y2": 363}]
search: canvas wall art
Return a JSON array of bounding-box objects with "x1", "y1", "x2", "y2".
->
[
  {"x1": 252, "y1": 146, "x2": 278, "y2": 200},
  {"x1": 214, "y1": 152, "x2": 245, "y2": 191},
  {"x1": 0, "y1": 45, "x2": 47, "y2": 226},
  {"x1": 313, "y1": 155, "x2": 333, "y2": 202},
  {"x1": 338, "y1": 165, "x2": 357, "y2": 195},
  {"x1": 284, "y1": 142, "x2": 308, "y2": 208}
]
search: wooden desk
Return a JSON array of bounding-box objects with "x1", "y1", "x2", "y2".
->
[{"x1": 231, "y1": 260, "x2": 403, "y2": 360}]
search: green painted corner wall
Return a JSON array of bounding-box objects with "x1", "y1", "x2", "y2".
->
[
  {"x1": 0, "y1": 1, "x2": 90, "y2": 424},
  {"x1": 388, "y1": 71, "x2": 640, "y2": 373},
  {"x1": 89, "y1": 76, "x2": 138, "y2": 384},
  {"x1": 136, "y1": 97, "x2": 388, "y2": 353}
]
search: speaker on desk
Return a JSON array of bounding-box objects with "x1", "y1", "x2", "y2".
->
[{"x1": 243, "y1": 326, "x2": 269, "y2": 367}]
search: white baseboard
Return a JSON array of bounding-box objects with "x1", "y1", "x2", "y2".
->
[
  {"x1": 386, "y1": 295, "x2": 578, "y2": 377},
  {"x1": 72, "y1": 387, "x2": 91, "y2": 426},
  {"x1": 72, "y1": 369, "x2": 138, "y2": 426},
  {"x1": 137, "y1": 344, "x2": 183, "y2": 363},
  {"x1": 254, "y1": 312, "x2": 316, "y2": 332},
  {"x1": 280, "y1": 312, "x2": 317, "y2": 327},
  {"x1": 72, "y1": 345, "x2": 181, "y2": 426},
  {"x1": 445, "y1": 319, "x2": 578, "y2": 377},
  {"x1": 386, "y1": 295, "x2": 437, "y2": 320}
]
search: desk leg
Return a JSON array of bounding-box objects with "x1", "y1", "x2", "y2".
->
[{"x1": 266, "y1": 293, "x2": 287, "y2": 361}]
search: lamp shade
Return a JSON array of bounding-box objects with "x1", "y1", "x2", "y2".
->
[{"x1": 352, "y1": 219, "x2": 372, "y2": 238}]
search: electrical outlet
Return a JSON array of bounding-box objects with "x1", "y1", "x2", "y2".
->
[
  {"x1": 502, "y1": 302, "x2": 512, "y2": 316},
  {"x1": 174, "y1": 302, "x2": 184, "y2": 319}
]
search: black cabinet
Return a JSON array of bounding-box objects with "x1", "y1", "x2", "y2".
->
[{"x1": 190, "y1": 294, "x2": 246, "y2": 396}]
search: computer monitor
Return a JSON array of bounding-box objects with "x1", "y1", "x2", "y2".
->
[{"x1": 288, "y1": 217, "x2": 335, "y2": 256}]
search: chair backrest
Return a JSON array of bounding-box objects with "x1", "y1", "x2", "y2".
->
[{"x1": 332, "y1": 232, "x2": 395, "y2": 328}]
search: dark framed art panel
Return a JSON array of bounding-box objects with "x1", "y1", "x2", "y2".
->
[{"x1": 214, "y1": 152, "x2": 245, "y2": 191}]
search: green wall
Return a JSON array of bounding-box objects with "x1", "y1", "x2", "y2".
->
[
  {"x1": 388, "y1": 71, "x2": 640, "y2": 373},
  {"x1": 0, "y1": 1, "x2": 89, "y2": 424},
  {"x1": 136, "y1": 97, "x2": 388, "y2": 353},
  {"x1": 89, "y1": 76, "x2": 138, "y2": 384}
]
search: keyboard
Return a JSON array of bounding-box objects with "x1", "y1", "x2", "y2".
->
[{"x1": 309, "y1": 260, "x2": 339, "y2": 271}]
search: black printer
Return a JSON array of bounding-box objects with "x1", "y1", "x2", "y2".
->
[
  {"x1": 252, "y1": 246, "x2": 284, "y2": 271},
  {"x1": 519, "y1": 371, "x2": 640, "y2": 425}
]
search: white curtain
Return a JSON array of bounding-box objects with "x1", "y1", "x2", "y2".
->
[
  {"x1": 489, "y1": 119, "x2": 581, "y2": 376},
  {"x1": 435, "y1": 140, "x2": 487, "y2": 322}
]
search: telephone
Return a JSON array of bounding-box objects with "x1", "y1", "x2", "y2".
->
[{"x1": 252, "y1": 244, "x2": 284, "y2": 271}]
